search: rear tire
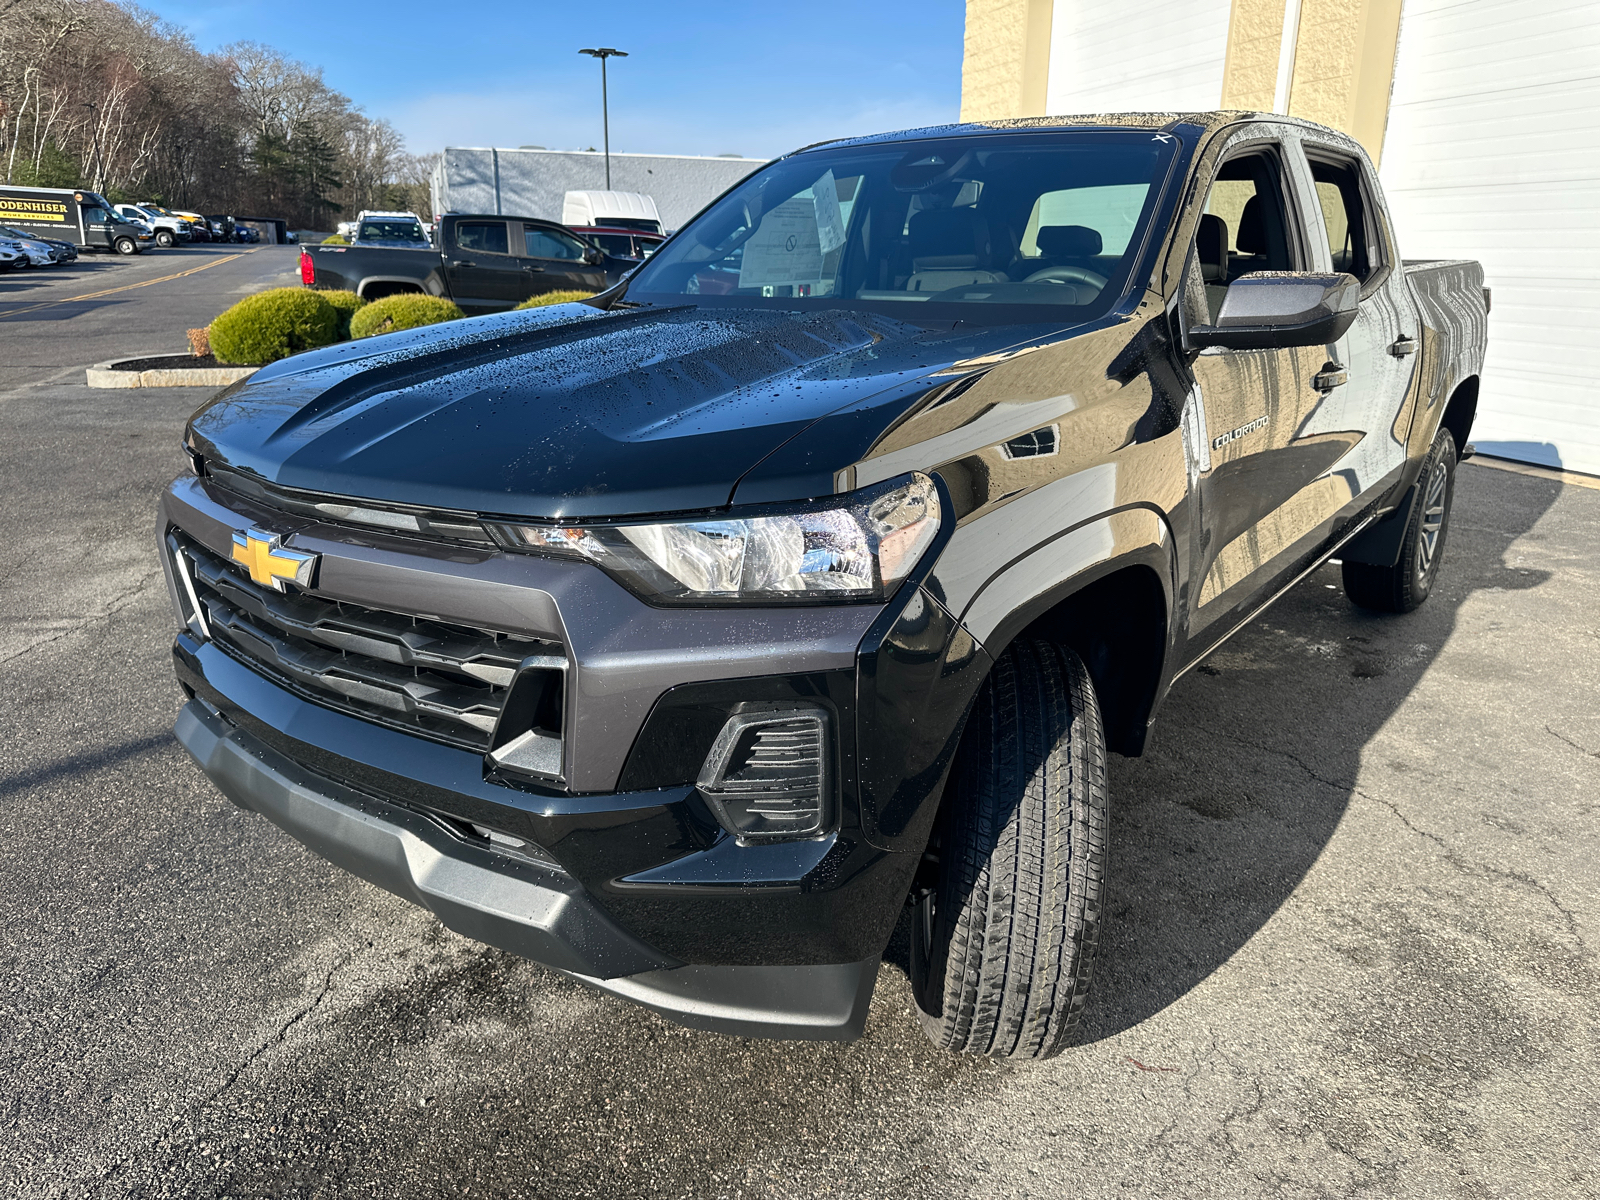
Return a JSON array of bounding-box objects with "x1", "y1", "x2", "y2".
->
[
  {"x1": 910, "y1": 639, "x2": 1108, "y2": 1060},
  {"x1": 1343, "y1": 427, "x2": 1457, "y2": 613}
]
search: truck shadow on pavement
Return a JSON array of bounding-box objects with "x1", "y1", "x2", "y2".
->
[{"x1": 1065, "y1": 466, "x2": 1559, "y2": 1044}]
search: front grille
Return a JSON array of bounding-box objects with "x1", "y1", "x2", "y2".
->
[{"x1": 172, "y1": 534, "x2": 563, "y2": 753}]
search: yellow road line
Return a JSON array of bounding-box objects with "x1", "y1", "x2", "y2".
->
[
  {"x1": 1467, "y1": 454, "x2": 1600, "y2": 491},
  {"x1": 0, "y1": 248, "x2": 262, "y2": 320}
]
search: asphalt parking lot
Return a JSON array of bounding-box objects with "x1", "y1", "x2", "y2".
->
[{"x1": 1, "y1": 247, "x2": 1596, "y2": 1199}]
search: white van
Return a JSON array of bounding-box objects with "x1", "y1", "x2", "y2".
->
[{"x1": 561, "y1": 191, "x2": 662, "y2": 234}]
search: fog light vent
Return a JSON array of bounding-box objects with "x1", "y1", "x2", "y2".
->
[{"x1": 697, "y1": 704, "x2": 830, "y2": 841}]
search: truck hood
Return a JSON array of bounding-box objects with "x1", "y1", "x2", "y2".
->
[{"x1": 187, "y1": 302, "x2": 1059, "y2": 520}]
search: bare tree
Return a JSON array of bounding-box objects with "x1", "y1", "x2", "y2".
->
[{"x1": 0, "y1": 2, "x2": 441, "y2": 228}]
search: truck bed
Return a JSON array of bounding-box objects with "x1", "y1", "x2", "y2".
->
[{"x1": 1404, "y1": 258, "x2": 1488, "y2": 436}]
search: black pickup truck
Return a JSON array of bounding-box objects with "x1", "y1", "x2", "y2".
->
[
  {"x1": 299, "y1": 212, "x2": 622, "y2": 311},
  {"x1": 162, "y1": 112, "x2": 1487, "y2": 1059}
]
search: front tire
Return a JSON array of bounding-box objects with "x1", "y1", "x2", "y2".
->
[
  {"x1": 911, "y1": 640, "x2": 1108, "y2": 1060},
  {"x1": 114, "y1": 237, "x2": 137, "y2": 256},
  {"x1": 155, "y1": 230, "x2": 175, "y2": 248},
  {"x1": 1343, "y1": 427, "x2": 1457, "y2": 613}
]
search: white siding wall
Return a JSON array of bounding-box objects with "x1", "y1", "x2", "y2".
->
[
  {"x1": 1380, "y1": 0, "x2": 1600, "y2": 475},
  {"x1": 1046, "y1": 0, "x2": 1233, "y2": 114}
]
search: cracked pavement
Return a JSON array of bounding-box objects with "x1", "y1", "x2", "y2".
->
[{"x1": 1, "y1": 247, "x2": 1597, "y2": 1198}]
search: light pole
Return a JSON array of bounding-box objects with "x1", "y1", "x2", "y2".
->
[
  {"x1": 82, "y1": 102, "x2": 102, "y2": 190},
  {"x1": 578, "y1": 47, "x2": 627, "y2": 189}
]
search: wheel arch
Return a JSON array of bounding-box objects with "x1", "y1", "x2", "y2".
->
[
  {"x1": 1440, "y1": 374, "x2": 1479, "y2": 459},
  {"x1": 858, "y1": 507, "x2": 1178, "y2": 855},
  {"x1": 357, "y1": 277, "x2": 428, "y2": 301},
  {"x1": 964, "y1": 509, "x2": 1175, "y2": 759}
]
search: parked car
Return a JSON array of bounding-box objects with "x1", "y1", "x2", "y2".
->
[
  {"x1": 114, "y1": 203, "x2": 188, "y2": 247},
  {"x1": 0, "y1": 233, "x2": 59, "y2": 267},
  {"x1": 0, "y1": 225, "x2": 76, "y2": 262},
  {"x1": 206, "y1": 214, "x2": 237, "y2": 242},
  {"x1": 0, "y1": 185, "x2": 147, "y2": 254},
  {"x1": 569, "y1": 225, "x2": 665, "y2": 262},
  {"x1": 171, "y1": 211, "x2": 213, "y2": 242},
  {"x1": 138, "y1": 202, "x2": 201, "y2": 239},
  {"x1": 161, "y1": 112, "x2": 1488, "y2": 1055},
  {"x1": 0, "y1": 244, "x2": 23, "y2": 271},
  {"x1": 299, "y1": 211, "x2": 614, "y2": 309}
]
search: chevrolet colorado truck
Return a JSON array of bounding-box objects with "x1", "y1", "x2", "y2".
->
[
  {"x1": 161, "y1": 112, "x2": 1487, "y2": 1059},
  {"x1": 298, "y1": 212, "x2": 620, "y2": 310}
]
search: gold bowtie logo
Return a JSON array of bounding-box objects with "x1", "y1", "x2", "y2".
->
[{"x1": 230, "y1": 529, "x2": 317, "y2": 592}]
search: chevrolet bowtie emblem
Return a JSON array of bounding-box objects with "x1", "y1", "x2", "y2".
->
[{"x1": 230, "y1": 529, "x2": 317, "y2": 592}]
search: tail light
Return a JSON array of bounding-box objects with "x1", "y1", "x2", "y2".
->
[{"x1": 299, "y1": 249, "x2": 314, "y2": 286}]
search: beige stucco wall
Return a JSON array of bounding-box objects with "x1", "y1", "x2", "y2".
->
[
  {"x1": 1288, "y1": 0, "x2": 1404, "y2": 162},
  {"x1": 963, "y1": 0, "x2": 1403, "y2": 161},
  {"x1": 1219, "y1": 0, "x2": 1290, "y2": 112},
  {"x1": 960, "y1": 0, "x2": 1054, "y2": 120}
]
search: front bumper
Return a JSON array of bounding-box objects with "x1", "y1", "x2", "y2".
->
[
  {"x1": 159, "y1": 472, "x2": 989, "y2": 1039},
  {"x1": 177, "y1": 698, "x2": 878, "y2": 1039}
]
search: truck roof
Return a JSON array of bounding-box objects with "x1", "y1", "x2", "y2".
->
[{"x1": 794, "y1": 110, "x2": 1354, "y2": 154}]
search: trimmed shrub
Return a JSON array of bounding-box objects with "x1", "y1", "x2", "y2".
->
[
  {"x1": 515, "y1": 290, "x2": 597, "y2": 310},
  {"x1": 349, "y1": 293, "x2": 464, "y2": 339},
  {"x1": 318, "y1": 289, "x2": 367, "y2": 340},
  {"x1": 321, "y1": 234, "x2": 348, "y2": 245},
  {"x1": 209, "y1": 288, "x2": 339, "y2": 365}
]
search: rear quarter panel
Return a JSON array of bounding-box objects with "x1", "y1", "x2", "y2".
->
[{"x1": 1401, "y1": 259, "x2": 1488, "y2": 459}]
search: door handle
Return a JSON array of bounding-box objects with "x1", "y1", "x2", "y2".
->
[
  {"x1": 523, "y1": 264, "x2": 545, "y2": 272},
  {"x1": 1313, "y1": 362, "x2": 1348, "y2": 392},
  {"x1": 456, "y1": 260, "x2": 474, "y2": 268},
  {"x1": 1389, "y1": 336, "x2": 1418, "y2": 357}
]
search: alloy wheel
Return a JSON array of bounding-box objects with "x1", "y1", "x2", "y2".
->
[{"x1": 1415, "y1": 456, "x2": 1449, "y2": 583}]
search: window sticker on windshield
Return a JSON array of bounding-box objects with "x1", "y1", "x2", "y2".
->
[
  {"x1": 814, "y1": 170, "x2": 846, "y2": 255},
  {"x1": 737, "y1": 196, "x2": 824, "y2": 288}
]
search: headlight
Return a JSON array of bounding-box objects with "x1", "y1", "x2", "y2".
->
[{"x1": 492, "y1": 473, "x2": 941, "y2": 605}]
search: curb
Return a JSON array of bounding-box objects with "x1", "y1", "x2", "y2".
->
[{"x1": 86, "y1": 356, "x2": 259, "y2": 389}]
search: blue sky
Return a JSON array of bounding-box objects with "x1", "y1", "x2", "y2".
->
[{"x1": 143, "y1": 1, "x2": 966, "y2": 160}]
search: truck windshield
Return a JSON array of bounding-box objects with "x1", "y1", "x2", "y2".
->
[
  {"x1": 358, "y1": 220, "x2": 428, "y2": 244},
  {"x1": 622, "y1": 130, "x2": 1176, "y2": 324}
]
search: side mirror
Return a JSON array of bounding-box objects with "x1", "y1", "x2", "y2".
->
[
  {"x1": 1189, "y1": 272, "x2": 1359, "y2": 351},
  {"x1": 583, "y1": 246, "x2": 604, "y2": 265}
]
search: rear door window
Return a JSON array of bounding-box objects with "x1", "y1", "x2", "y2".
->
[
  {"x1": 455, "y1": 221, "x2": 509, "y2": 255},
  {"x1": 1306, "y1": 154, "x2": 1380, "y2": 282}
]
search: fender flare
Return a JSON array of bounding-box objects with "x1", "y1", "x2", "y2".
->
[
  {"x1": 856, "y1": 507, "x2": 1178, "y2": 852},
  {"x1": 955, "y1": 505, "x2": 1176, "y2": 655}
]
